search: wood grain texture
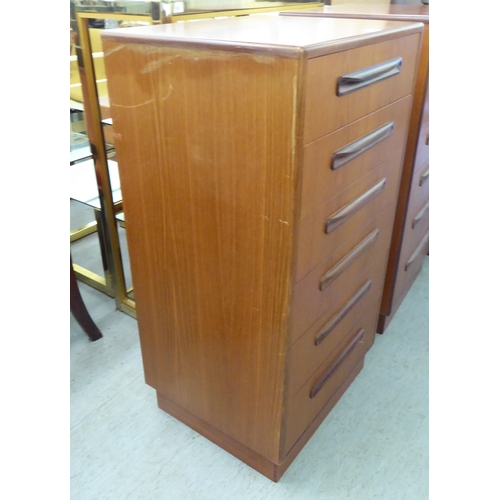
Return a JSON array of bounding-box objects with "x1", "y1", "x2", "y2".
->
[
  {"x1": 102, "y1": 17, "x2": 421, "y2": 479},
  {"x1": 378, "y1": 225, "x2": 428, "y2": 336},
  {"x1": 103, "y1": 40, "x2": 301, "y2": 462},
  {"x1": 300, "y1": 96, "x2": 412, "y2": 220},
  {"x1": 102, "y1": 15, "x2": 423, "y2": 60},
  {"x1": 279, "y1": 358, "x2": 365, "y2": 474},
  {"x1": 407, "y1": 161, "x2": 429, "y2": 216},
  {"x1": 296, "y1": 153, "x2": 403, "y2": 281},
  {"x1": 405, "y1": 232, "x2": 429, "y2": 272},
  {"x1": 411, "y1": 200, "x2": 429, "y2": 229},
  {"x1": 277, "y1": 2, "x2": 429, "y2": 337},
  {"x1": 325, "y1": 179, "x2": 387, "y2": 234},
  {"x1": 320, "y1": 229, "x2": 379, "y2": 291},
  {"x1": 400, "y1": 207, "x2": 429, "y2": 272},
  {"x1": 311, "y1": 328, "x2": 365, "y2": 398},
  {"x1": 379, "y1": 28, "x2": 428, "y2": 324},
  {"x1": 156, "y1": 392, "x2": 281, "y2": 482},
  {"x1": 291, "y1": 203, "x2": 396, "y2": 342},
  {"x1": 288, "y1": 292, "x2": 381, "y2": 399},
  {"x1": 288, "y1": 278, "x2": 383, "y2": 398},
  {"x1": 316, "y1": 282, "x2": 371, "y2": 346},
  {"x1": 413, "y1": 84, "x2": 430, "y2": 171},
  {"x1": 284, "y1": 330, "x2": 367, "y2": 452},
  {"x1": 304, "y1": 33, "x2": 421, "y2": 143}
]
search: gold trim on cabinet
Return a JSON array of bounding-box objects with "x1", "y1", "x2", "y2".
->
[
  {"x1": 70, "y1": 1, "x2": 322, "y2": 318},
  {"x1": 72, "y1": 263, "x2": 114, "y2": 297},
  {"x1": 70, "y1": 221, "x2": 98, "y2": 243}
]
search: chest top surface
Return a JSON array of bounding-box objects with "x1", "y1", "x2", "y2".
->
[{"x1": 101, "y1": 15, "x2": 424, "y2": 58}]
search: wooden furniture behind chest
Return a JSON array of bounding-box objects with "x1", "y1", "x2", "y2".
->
[
  {"x1": 102, "y1": 16, "x2": 423, "y2": 481},
  {"x1": 281, "y1": 4, "x2": 429, "y2": 332}
]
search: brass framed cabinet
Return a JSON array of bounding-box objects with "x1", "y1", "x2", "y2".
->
[
  {"x1": 102, "y1": 15, "x2": 423, "y2": 481},
  {"x1": 281, "y1": 4, "x2": 430, "y2": 332}
]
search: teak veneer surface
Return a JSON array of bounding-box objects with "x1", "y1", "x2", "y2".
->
[
  {"x1": 102, "y1": 16, "x2": 423, "y2": 480},
  {"x1": 102, "y1": 15, "x2": 423, "y2": 58},
  {"x1": 281, "y1": 5, "x2": 429, "y2": 332},
  {"x1": 103, "y1": 42, "x2": 300, "y2": 463},
  {"x1": 300, "y1": 96, "x2": 412, "y2": 220}
]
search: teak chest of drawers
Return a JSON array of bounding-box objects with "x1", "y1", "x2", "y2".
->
[
  {"x1": 281, "y1": 4, "x2": 430, "y2": 332},
  {"x1": 102, "y1": 16, "x2": 423, "y2": 481}
]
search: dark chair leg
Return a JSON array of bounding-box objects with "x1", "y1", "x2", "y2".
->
[{"x1": 71, "y1": 256, "x2": 103, "y2": 341}]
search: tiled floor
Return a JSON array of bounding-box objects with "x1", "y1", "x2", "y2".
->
[{"x1": 71, "y1": 257, "x2": 428, "y2": 499}]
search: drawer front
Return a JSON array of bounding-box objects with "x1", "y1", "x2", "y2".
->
[
  {"x1": 400, "y1": 190, "x2": 429, "y2": 266},
  {"x1": 413, "y1": 85, "x2": 429, "y2": 170},
  {"x1": 415, "y1": 160, "x2": 429, "y2": 190},
  {"x1": 304, "y1": 33, "x2": 421, "y2": 144},
  {"x1": 296, "y1": 154, "x2": 402, "y2": 282},
  {"x1": 407, "y1": 187, "x2": 429, "y2": 235},
  {"x1": 291, "y1": 205, "x2": 394, "y2": 343},
  {"x1": 403, "y1": 159, "x2": 429, "y2": 235},
  {"x1": 288, "y1": 284, "x2": 381, "y2": 398},
  {"x1": 410, "y1": 160, "x2": 429, "y2": 208},
  {"x1": 393, "y1": 230, "x2": 429, "y2": 303},
  {"x1": 284, "y1": 319, "x2": 373, "y2": 453},
  {"x1": 300, "y1": 96, "x2": 412, "y2": 220},
  {"x1": 408, "y1": 198, "x2": 429, "y2": 233}
]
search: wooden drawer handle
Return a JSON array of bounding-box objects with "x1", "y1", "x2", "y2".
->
[
  {"x1": 310, "y1": 328, "x2": 365, "y2": 399},
  {"x1": 331, "y1": 122, "x2": 394, "y2": 170},
  {"x1": 412, "y1": 201, "x2": 429, "y2": 229},
  {"x1": 405, "y1": 232, "x2": 429, "y2": 272},
  {"x1": 325, "y1": 179, "x2": 386, "y2": 234},
  {"x1": 419, "y1": 166, "x2": 429, "y2": 186},
  {"x1": 337, "y1": 57, "x2": 403, "y2": 96},
  {"x1": 320, "y1": 229, "x2": 379, "y2": 291},
  {"x1": 315, "y1": 280, "x2": 371, "y2": 346}
]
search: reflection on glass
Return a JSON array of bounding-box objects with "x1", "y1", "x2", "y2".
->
[{"x1": 70, "y1": 0, "x2": 323, "y2": 310}]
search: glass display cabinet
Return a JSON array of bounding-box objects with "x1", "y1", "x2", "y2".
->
[{"x1": 70, "y1": 0, "x2": 323, "y2": 317}]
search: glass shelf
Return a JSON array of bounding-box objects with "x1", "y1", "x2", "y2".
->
[
  {"x1": 71, "y1": 0, "x2": 323, "y2": 21},
  {"x1": 70, "y1": 157, "x2": 122, "y2": 209},
  {"x1": 70, "y1": 0, "x2": 323, "y2": 317}
]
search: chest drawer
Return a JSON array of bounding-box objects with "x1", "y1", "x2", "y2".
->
[
  {"x1": 394, "y1": 231, "x2": 429, "y2": 304},
  {"x1": 291, "y1": 203, "x2": 395, "y2": 342},
  {"x1": 413, "y1": 85, "x2": 429, "y2": 170},
  {"x1": 296, "y1": 153, "x2": 402, "y2": 282},
  {"x1": 408, "y1": 198, "x2": 429, "y2": 235},
  {"x1": 284, "y1": 319, "x2": 371, "y2": 453},
  {"x1": 402, "y1": 161, "x2": 429, "y2": 253},
  {"x1": 102, "y1": 14, "x2": 424, "y2": 481},
  {"x1": 304, "y1": 33, "x2": 421, "y2": 144},
  {"x1": 300, "y1": 96, "x2": 412, "y2": 220},
  {"x1": 400, "y1": 201, "x2": 429, "y2": 267},
  {"x1": 288, "y1": 283, "x2": 381, "y2": 398},
  {"x1": 416, "y1": 160, "x2": 429, "y2": 190},
  {"x1": 406, "y1": 164, "x2": 429, "y2": 222}
]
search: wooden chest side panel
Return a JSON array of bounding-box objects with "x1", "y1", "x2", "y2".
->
[{"x1": 103, "y1": 41, "x2": 301, "y2": 462}]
